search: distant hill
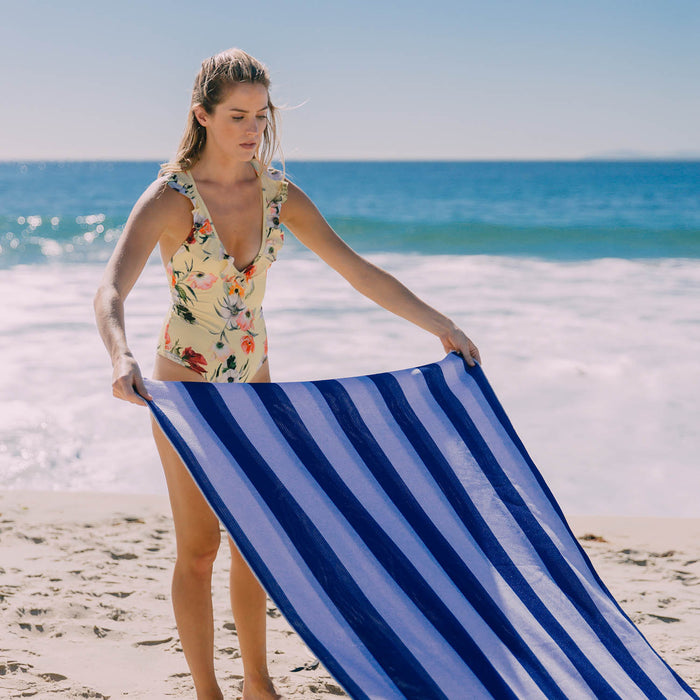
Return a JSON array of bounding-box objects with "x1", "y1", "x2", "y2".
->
[{"x1": 582, "y1": 149, "x2": 700, "y2": 161}]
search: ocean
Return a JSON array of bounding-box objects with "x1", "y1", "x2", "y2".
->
[{"x1": 1, "y1": 160, "x2": 698, "y2": 517}]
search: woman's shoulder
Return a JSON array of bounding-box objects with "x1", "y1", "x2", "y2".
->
[{"x1": 130, "y1": 175, "x2": 193, "y2": 226}]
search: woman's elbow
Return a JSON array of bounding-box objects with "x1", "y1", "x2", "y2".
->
[{"x1": 93, "y1": 282, "x2": 119, "y2": 314}]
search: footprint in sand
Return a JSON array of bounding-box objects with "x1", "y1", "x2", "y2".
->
[
  {"x1": 218, "y1": 646, "x2": 242, "y2": 658},
  {"x1": 18, "y1": 622, "x2": 46, "y2": 633},
  {"x1": 17, "y1": 533, "x2": 46, "y2": 544},
  {"x1": 0, "y1": 660, "x2": 35, "y2": 675},
  {"x1": 107, "y1": 551, "x2": 138, "y2": 560},
  {"x1": 38, "y1": 672, "x2": 68, "y2": 681},
  {"x1": 646, "y1": 612, "x2": 682, "y2": 623},
  {"x1": 291, "y1": 659, "x2": 320, "y2": 672},
  {"x1": 308, "y1": 681, "x2": 347, "y2": 696},
  {"x1": 134, "y1": 636, "x2": 173, "y2": 646}
]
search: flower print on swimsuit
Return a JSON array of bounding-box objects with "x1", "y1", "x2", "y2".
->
[
  {"x1": 164, "y1": 323, "x2": 173, "y2": 351},
  {"x1": 216, "y1": 295, "x2": 247, "y2": 331},
  {"x1": 166, "y1": 262, "x2": 177, "y2": 288},
  {"x1": 240, "y1": 334, "x2": 255, "y2": 355},
  {"x1": 168, "y1": 263, "x2": 200, "y2": 325},
  {"x1": 166, "y1": 176, "x2": 191, "y2": 201},
  {"x1": 235, "y1": 309, "x2": 255, "y2": 332},
  {"x1": 261, "y1": 194, "x2": 285, "y2": 264},
  {"x1": 211, "y1": 340, "x2": 233, "y2": 362},
  {"x1": 180, "y1": 346, "x2": 208, "y2": 374},
  {"x1": 196, "y1": 216, "x2": 213, "y2": 237},
  {"x1": 211, "y1": 347, "x2": 244, "y2": 384},
  {"x1": 265, "y1": 198, "x2": 282, "y2": 231},
  {"x1": 174, "y1": 303, "x2": 197, "y2": 324},
  {"x1": 186, "y1": 271, "x2": 217, "y2": 290},
  {"x1": 224, "y1": 275, "x2": 246, "y2": 298},
  {"x1": 163, "y1": 333, "x2": 207, "y2": 374},
  {"x1": 219, "y1": 365, "x2": 242, "y2": 383}
]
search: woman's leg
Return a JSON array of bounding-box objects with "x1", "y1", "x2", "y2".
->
[
  {"x1": 228, "y1": 360, "x2": 281, "y2": 700},
  {"x1": 152, "y1": 355, "x2": 223, "y2": 700}
]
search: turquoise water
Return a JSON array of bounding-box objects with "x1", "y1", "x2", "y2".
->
[
  {"x1": 1, "y1": 160, "x2": 699, "y2": 265},
  {"x1": 1, "y1": 160, "x2": 698, "y2": 515}
]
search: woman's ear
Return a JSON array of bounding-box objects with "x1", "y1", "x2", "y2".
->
[{"x1": 192, "y1": 104, "x2": 208, "y2": 127}]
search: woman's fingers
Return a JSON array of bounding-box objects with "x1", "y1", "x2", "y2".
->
[
  {"x1": 441, "y1": 328, "x2": 481, "y2": 367},
  {"x1": 112, "y1": 376, "x2": 147, "y2": 405},
  {"x1": 112, "y1": 357, "x2": 151, "y2": 406},
  {"x1": 467, "y1": 338, "x2": 482, "y2": 366},
  {"x1": 132, "y1": 374, "x2": 153, "y2": 403}
]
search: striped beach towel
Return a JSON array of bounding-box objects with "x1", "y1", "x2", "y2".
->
[{"x1": 145, "y1": 353, "x2": 696, "y2": 699}]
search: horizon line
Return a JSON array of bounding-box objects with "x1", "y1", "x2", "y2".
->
[{"x1": 2, "y1": 156, "x2": 700, "y2": 164}]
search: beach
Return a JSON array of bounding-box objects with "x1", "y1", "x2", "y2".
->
[
  {"x1": 1, "y1": 489, "x2": 698, "y2": 698},
  {"x1": 1, "y1": 160, "x2": 699, "y2": 697}
]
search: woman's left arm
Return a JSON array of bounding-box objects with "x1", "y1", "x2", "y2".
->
[{"x1": 280, "y1": 182, "x2": 481, "y2": 366}]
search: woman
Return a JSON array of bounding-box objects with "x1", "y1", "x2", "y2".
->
[{"x1": 94, "y1": 48, "x2": 480, "y2": 700}]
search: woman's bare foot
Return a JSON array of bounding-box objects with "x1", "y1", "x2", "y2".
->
[{"x1": 241, "y1": 677, "x2": 283, "y2": 700}]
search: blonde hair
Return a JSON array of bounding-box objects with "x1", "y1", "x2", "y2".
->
[{"x1": 160, "y1": 48, "x2": 282, "y2": 176}]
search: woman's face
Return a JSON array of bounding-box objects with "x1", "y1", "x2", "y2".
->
[{"x1": 196, "y1": 82, "x2": 269, "y2": 161}]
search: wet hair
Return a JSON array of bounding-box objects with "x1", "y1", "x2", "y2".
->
[{"x1": 160, "y1": 48, "x2": 282, "y2": 176}]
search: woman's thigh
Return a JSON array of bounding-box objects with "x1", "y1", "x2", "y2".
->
[{"x1": 151, "y1": 355, "x2": 221, "y2": 557}]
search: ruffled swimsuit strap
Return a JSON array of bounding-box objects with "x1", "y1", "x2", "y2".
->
[{"x1": 165, "y1": 171, "x2": 198, "y2": 209}]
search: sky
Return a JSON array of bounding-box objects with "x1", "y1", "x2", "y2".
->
[{"x1": 1, "y1": 0, "x2": 699, "y2": 161}]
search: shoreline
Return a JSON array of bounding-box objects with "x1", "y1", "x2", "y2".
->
[{"x1": 1, "y1": 490, "x2": 698, "y2": 697}]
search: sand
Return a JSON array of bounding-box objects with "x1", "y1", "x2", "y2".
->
[{"x1": 1, "y1": 490, "x2": 698, "y2": 698}]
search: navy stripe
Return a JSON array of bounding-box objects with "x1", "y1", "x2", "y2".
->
[
  {"x1": 252, "y1": 382, "x2": 531, "y2": 699},
  {"x1": 182, "y1": 383, "x2": 446, "y2": 700},
  {"x1": 369, "y1": 370, "x2": 621, "y2": 697},
  {"x1": 147, "y1": 395, "x2": 366, "y2": 700},
  {"x1": 420, "y1": 362, "x2": 667, "y2": 700}
]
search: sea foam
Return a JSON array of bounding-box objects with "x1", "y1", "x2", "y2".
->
[{"x1": 2, "y1": 253, "x2": 698, "y2": 517}]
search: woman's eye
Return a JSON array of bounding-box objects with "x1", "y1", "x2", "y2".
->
[
  {"x1": 232, "y1": 116, "x2": 244, "y2": 121},
  {"x1": 257, "y1": 115, "x2": 268, "y2": 121}
]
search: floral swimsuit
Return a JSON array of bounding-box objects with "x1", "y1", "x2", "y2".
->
[{"x1": 156, "y1": 159, "x2": 287, "y2": 382}]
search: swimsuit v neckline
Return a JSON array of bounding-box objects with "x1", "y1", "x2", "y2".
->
[{"x1": 185, "y1": 162, "x2": 266, "y2": 275}]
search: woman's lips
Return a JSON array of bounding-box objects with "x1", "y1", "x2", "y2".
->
[{"x1": 240, "y1": 142, "x2": 257, "y2": 149}]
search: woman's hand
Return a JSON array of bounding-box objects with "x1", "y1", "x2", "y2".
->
[
  {"x1": 439, "y1": 323, "x2": 481, "y2": 367},
  {"x1": 112, "y1": 353, "x2": 152, "y2": 406}
]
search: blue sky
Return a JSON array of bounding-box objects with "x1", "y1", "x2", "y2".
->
[{"x1": 1, "y1": 0, "x2": 698, "y2": 160}]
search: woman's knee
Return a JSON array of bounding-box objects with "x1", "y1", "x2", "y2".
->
[{"x1": 176, "y1": 530, "x2": 222, "y2": 576}]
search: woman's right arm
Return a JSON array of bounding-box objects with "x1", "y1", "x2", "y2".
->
[{"x1": 93, "y1": 179, "x2": 182, "y2": 406}]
